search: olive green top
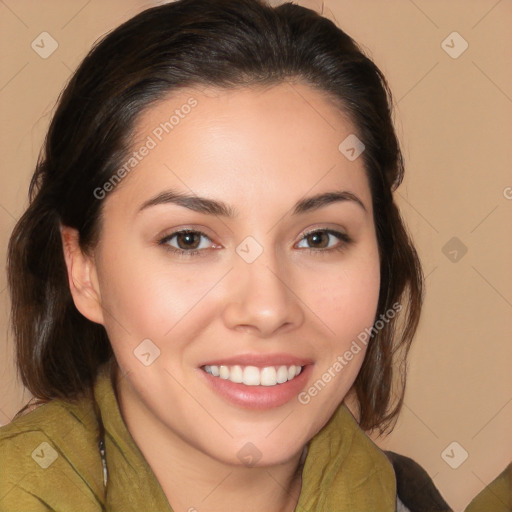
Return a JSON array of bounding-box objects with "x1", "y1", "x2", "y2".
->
[
  {"x1": 0, "y1": 363, "x2": 397, "y2": 511},
  {"x1": 464, "y1": 464, "x2": 512, "y2": 512}
]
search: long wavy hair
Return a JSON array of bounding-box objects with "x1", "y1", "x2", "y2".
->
[{"x1": 7, "y1": 0, "x2": 423, "y2": 434}]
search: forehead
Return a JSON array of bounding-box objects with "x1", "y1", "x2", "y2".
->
[{"x1": 104, "y1": 81, "x2": 371, "y2": 217}]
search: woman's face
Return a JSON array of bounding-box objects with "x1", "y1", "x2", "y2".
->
[{"x1": 86, "y1": 82, "x2": 380, "y2": 466}]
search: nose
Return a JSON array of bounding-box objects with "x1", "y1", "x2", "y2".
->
[{"x1": 221, "y1": 247, "x2": 305, "y2": 338}]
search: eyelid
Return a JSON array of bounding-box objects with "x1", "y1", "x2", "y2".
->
[
  {"x1": 157, "y1": 229, "x2": 217, "y2": 253},
  {"x1": 295, "y1": 227, "x2": 351, "y2": 250},
  {"x1": 299, "y1": 226, "x2": 349, "y2": 240},
  {"x1": 157, "y1": 224, "x2": 216, "y2": 243}
]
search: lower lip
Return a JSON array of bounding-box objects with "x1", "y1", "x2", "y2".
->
[{"x1": 199, "y1": 364, "x2": 313, "y2": 410}]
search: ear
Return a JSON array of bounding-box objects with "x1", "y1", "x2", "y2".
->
[{"x1": 60, "y1": 224, "x2": 105, "y2": 325}]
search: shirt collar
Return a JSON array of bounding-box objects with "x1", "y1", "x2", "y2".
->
[{"x1": 94, "y1": 362, "x2": 396, "y2": 511}]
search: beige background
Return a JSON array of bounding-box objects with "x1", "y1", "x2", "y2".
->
[{"x1": 1, "y1": 1, "x2": 511, "y2": 510}]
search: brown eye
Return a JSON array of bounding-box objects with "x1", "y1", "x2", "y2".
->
[
  {"x1": 296, "y1": 228, "x2": 351, "y2": 253},
  {"x1": 305, "y1": 231, "x2": 330, "y2": 249},
  {"x1": 158, "y1": 229, "x2": 214, "y2": 257},
  {"x1": 175, "y1": 231, "x2": 201, "y2": 250}
]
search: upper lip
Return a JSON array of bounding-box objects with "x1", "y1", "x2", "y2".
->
[{"x1": 199, "y1": 353, "x2": 313, "y2": 368}]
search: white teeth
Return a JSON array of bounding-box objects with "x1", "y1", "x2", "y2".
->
[
  {"x1": 203, "y1": 364, "x2": 304, "y2": 386},
  {"x1": 276, "y1": 365, "x2": 289, "y2": 384},
  {"x1": 243, "y1": 366, "x2": 261, "y2": 386},
  {"x1": 219, "y1": 365, "x2": 229, "y2": 379},
  {"x1": 230, "y1": 365, "x2": 243, "y2": 383},
  {"x1": 260, "y1": 367, "x2": 277, "y2": 386}
]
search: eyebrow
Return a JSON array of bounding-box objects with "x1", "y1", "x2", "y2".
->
[{"x1": 137, "y1": 188, "x2": 367, "y2": 217}]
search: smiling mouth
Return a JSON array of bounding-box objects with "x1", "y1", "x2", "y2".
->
[{"x1": 202, "y1": 364, "x2": 304, "y2": 387}]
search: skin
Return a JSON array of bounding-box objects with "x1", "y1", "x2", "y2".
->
[{"x1": 61, "y1": 81, "x2": 381, "y2": 512}]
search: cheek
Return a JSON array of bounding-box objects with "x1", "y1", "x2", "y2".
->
[
  {"x1": 311, "y1": 253, "x2": 381, "y2": 343},
  {"x1": 95, "y1": 240, "x2": 223, "y2": 347}
]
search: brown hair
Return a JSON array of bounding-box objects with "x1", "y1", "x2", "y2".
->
[{"x1": 7, "y1": 0, "x2": 423, "y2": 433}]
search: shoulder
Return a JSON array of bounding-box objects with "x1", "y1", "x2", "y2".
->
[
  {"x1": 384, "y1": 450, "x2": 452, "y2": 512},
  {"x1": 0, "y1": 397, "x2": 104, "y2": 512}
]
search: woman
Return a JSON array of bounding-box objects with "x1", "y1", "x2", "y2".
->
[{"x1": 0, "y1": 0, "x2": 450, "y2": 510}]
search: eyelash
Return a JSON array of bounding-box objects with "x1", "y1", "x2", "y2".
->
[{"x1": 157, "y1": 228, "x2": 352, "y2": 258}]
